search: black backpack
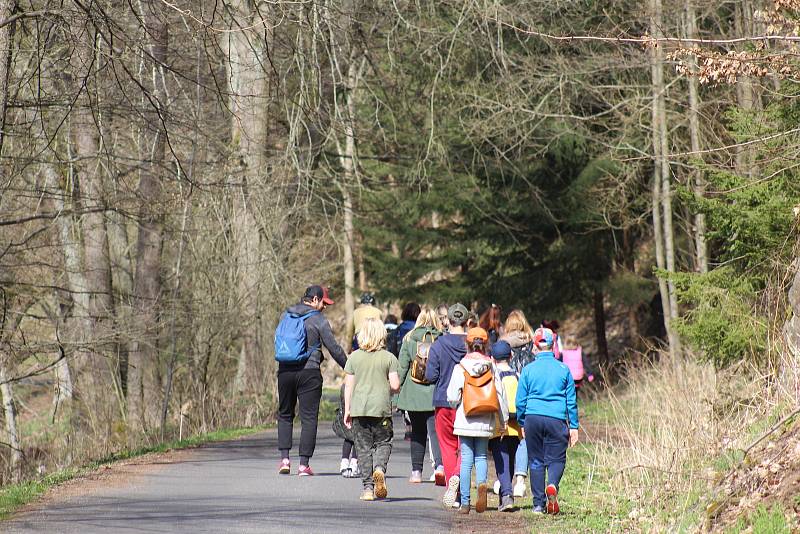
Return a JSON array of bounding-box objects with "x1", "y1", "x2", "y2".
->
[
  {"x1": 511, "y1": 341, "x2": 536, "y2": 373},
  {"x1": 386, "y1": 327, "x2": 400, "y2": 357}
]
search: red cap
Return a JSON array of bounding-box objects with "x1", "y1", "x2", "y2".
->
[{"x1": 321, "y1": 286, "x2": 335, "y2": 305}]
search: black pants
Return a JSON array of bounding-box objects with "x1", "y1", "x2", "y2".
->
[
  {"x1": 277, "y1": 368, "x2": 323, "y2": 461},
  {"x1": 407, "y1": 410, "x2": 435, "y2": 472}
]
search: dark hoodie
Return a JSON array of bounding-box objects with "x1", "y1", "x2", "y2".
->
[
  {"x1": 424, "y1": 332, "x2": 467, "y2": 408},
  {"x1": 278, "y1": 302, "x2": 348, "y2": 372}
]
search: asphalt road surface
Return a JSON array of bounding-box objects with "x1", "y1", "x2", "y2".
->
[{"x1": 6, "y1": 415, "x2": 451, "y2": 533}]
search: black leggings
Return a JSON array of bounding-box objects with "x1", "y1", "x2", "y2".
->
[
  {"x1": 342, "y1": 439, "x2": 358, "y2": 459},
  {"x1": 407, "y1": 410, "x2": 435, "y2": 472}
]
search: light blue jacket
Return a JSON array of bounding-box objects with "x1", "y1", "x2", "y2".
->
[{"x1": 515, "y1": 352, "x2": 579, "y2": 429}]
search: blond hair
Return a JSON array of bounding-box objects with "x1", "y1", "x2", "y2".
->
[
  {"x1": 405, "y1": 307, "x2": 442, "y2": 341},
  {"x1": 504, "y1": 309, "x2": 533, "y2": 340},
  {"x1": 357, "y1": 317, "x2": 387, "y2": 352}
]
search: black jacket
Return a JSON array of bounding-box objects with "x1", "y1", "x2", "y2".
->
[{"x1": 278, "y1": 302, "x2": 347, "y2": 372}]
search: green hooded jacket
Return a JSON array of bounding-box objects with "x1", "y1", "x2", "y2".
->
[{"x1": 396, "y1": 326, "x2": 441, "y2": 412}]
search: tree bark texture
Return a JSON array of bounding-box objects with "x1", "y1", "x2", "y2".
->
[
  {"x1": 224, "y1": 0, "x2": 269, "y2": 394},
  {"x1": 128, "y1": 1, "x2": 168, "y2": 430},
  {"x1": 649, "y1": 0, "x2": 681, "y2": 357},
  {"x1": 685, "y1": 1, "x2": 708, "y2": 274}
]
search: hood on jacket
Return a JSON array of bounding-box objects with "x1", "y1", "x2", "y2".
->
[
  {"x1": 287, "y1": 302, "x2": 317, "y2": 316},
  {"x1": 501, "y1": 331, "x2": 531, "y2": 349},
  {"x1": 437, "y1": 333, "x2": 467, "y2": 362},
  {"x1": 460, "y1": 353, "x2": 492, "y2": 377}
]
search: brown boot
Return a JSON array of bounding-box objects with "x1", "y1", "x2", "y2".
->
[
  {"x1": 476, "y1": 483, "x2": 488, "y2": 513},
  {"x1": 458, "y1": 504, "x2": 471, "y2": 514}
]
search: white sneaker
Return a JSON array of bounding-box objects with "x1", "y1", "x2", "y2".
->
[
  {"x1": 349, "y1": 458, "x2": 359, "y2": 472},
  {"x1": 443, "y1": 475, "x2": 460, "y2": 508},
  {"x1": 340, "y1": 458, "x2": 350, "y2": 476},
  {"x1": 512, "y1": 475, "x2": 527, "y2": 498},
  {"x1": 493, "y1": 480, "x2": 501, "y2": 495}
]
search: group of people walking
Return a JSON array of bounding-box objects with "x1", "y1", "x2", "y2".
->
[{"x1": 274, "y1": 284, "x2": 579, "y2": 516}]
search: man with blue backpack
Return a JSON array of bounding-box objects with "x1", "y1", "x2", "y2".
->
[{"x1": 275, "y1": 285, "x2": 347, "y2": 476}]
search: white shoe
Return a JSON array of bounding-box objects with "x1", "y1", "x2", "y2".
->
[
  {"x1": 493, "y1": 480, "x2": 501, "y2": 495},
  {"x1": 512, "y1": 475, "x2": 527, "y2": 498},
  {"x1": 443, "y1": 475, "x2": 460, "y2": 508},
  {"x1": 340, "y1": 458, "x2": 350, "y2": 476},
  {"x1": 429, "y1": 472, "x2": 437, "y2": 482},
  {"x1": 349, "y1": 458, "x2": 359, "y2": 473}
]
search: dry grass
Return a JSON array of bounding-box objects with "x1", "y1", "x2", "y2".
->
[{"x1": 594, "y1": 349, "x2": 799, "y2": 532}]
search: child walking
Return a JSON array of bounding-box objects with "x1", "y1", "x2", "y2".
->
[
  {"x1": 446, "y1": 327, "x2": 508, "y2": 514},
  {"x1": 516, "y1": 327, "x2": 579, "y2": 515},
  {"x1": 488, "y1": 340, "x2": 521, "y2": 512},
  {"x1": 332, "y1": 384, "x2": 359, "y2": 477},
  {"x1": 344, "y1": 318, "x2": 401, "y2": 501}
]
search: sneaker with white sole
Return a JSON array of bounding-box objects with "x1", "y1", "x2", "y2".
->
[
  {"x1": 340, "y1": 458, "x2": 350, "y2": 477},
  {"x1": 409, "y1": 470, "x2": 422, "y2": 483},
  {"x1": 442, "y1": 475, "x2": 460, "y2": 508},
  {"x1": 493, "y1": 480, "x2": 501, "y2": 495},
  {"x1": 278, "y1": 458, "x2": 290, "y2": 475},
  {"x1": 512, "y1": 475, "x2": 526, "y2": 498},
  {"x1": 297, "y1": 465, "x2": 315, "y2": 476}
]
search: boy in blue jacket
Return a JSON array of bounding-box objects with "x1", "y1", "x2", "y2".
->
[{"x1": 515, "y1": 327, "x2": 579, "y2": 515}]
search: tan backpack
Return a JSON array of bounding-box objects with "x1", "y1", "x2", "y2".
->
[
  {"x1": 410, "y1": 332, "x2": 436, "y2": 384},
  {"x1": 460, "y1": 363, "x2": 500, "y2": 416}
]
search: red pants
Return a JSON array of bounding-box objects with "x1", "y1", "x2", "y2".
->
[{"x1": 434, "y1": 407, "x2": 460, "y2": 481}]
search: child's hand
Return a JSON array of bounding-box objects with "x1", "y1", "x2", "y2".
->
[
  {"x1": 569, "y1": 429, "x2": 579, "y2": 447},
  {"x1": 344, "y1": 411, "x2": 352, "y2": 429}
]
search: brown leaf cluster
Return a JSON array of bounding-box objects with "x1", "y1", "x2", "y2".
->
[{"x1": 670, "y1": 48, "x2": 795, "y2": 85}]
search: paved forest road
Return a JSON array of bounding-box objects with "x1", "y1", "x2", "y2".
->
[{"x1": 6, "y1": 416, "x2": 451, "y2": 533}]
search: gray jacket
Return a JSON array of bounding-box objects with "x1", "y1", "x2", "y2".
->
[{"x1": 278, "y1": 302, "x2": 347, "y2": 372}]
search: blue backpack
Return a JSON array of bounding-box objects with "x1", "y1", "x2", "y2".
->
[{"x1": 274, "y1": 310, "x2": 320, "y2": 363}]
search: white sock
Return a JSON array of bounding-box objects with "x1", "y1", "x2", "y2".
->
[
  {"x1": 340, "y1": 458, "x2": 350, "y2": 471},
  {"x1": 349, "y1": 458, "x2": 358, "y2": 470}
]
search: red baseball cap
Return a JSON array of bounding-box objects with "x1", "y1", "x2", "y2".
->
[{"x1": 304, "y1": 285, "x2": 335, "y2": 305}]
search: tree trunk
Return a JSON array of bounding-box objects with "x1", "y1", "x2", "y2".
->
[
  {"x1": 685, "y1": 1, "x2": 708, "y2": 274},
  {"x1": 0, "y1": 362, "x2": 21, "y2": 481},
  {"x1": 70, "y1": 22, "x2": 118, "y2": 433},
  {"x1": 128, "y1": 1, "x2": 168, "y2": 431},
  {"x1": 339, "y1": 58, "x2": 362, "y2": 344},
  {"x1": 223, "y1": 0, "x2": 269, "y2": 394},
  {"x1": 650, "y1": 0, "x2": 681, "y2": 357},
  {"x1": 0, "y1": 0, "x2": 14, "y2": 157},
  {"x1": 593, "y1": 288, "x2": 610, "y2": 369}
]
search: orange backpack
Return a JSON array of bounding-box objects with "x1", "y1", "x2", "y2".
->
[
  {"x1": 460, "y1": 364, "x2": 500, "y2": 416},
  {"x1": 410, "y1": 332, "x2": 436, "y2": 384}
]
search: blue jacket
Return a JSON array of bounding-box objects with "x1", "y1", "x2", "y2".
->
[
  {"x1": 424, "y1": 333, "x2": 467, "y2": 408},
  {"x1": 515, "y1": 352, "x2": 579, "y2": 429}
]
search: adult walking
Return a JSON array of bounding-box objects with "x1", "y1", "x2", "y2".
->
[
  {"x1": 501, "y1": 309, "x2": 535, "y2": 497},
  {"x1": 424, "y1": 302, "x2": 469, "y2": 507},
  {"x1": 396, "y1": 302, "x2": 421, "y2": 353},
  {"x1": 275, "y1": 285, "x2": 347, "y2": 476},
  {"x1": 516, "y1": 327, "x2": 579, "y2": 515},
  {"x1": 396, "y1": 308, "x2": 445, "y2": 484}
]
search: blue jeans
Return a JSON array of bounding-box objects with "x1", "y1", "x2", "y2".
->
[
  {"x1": 524, "y1": 415, "x2": 569, "y2": 508},
  {"x1": 515, "y1": 438, "x2": 528, "y2": 477},
  {"x1": 489, "y1": 436, "x2": 519, "y2": 497},
  {"x1": 459, "y1": 436, "x2": 489, "y2": 506}
]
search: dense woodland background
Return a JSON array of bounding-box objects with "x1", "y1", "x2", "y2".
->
[{"x1": 0, "y1": 2, "x2": 799, "y2": 526}]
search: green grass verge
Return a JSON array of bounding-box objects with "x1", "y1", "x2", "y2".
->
[
  {"x1": 725, "y1": 504, "x2": 792, "y2": 534},
  {"x1": 517, "y1": 443, "x2": 633, "y2": 533},
  {"x1": 0, "y1": 425, "x2": 271, "y2": 520}
]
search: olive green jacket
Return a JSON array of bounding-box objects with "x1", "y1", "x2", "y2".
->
[{"x1": 396, "y1": 326, "x2": 441, "y2": 412}]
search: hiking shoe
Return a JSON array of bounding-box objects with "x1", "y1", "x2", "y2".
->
[
  {"x1": 532, "y1": 505, "x2": 545, "y2": 515},
  {"x1": 409, "y1": 470, "x2": 422, "y2": 483},
  {"x1": 360, "y1": 488, "x2": 375, "y2": 501},
  {"x1": 545, "y1": 484, "x2": 560, "y2": 515},
  {"x1": 278, "y1": 458, "x2": 290, "y2": 475},
  {"x1": 442, "y1": 475, "x2": 460, "y2": 508},
  {"x1": 373, "y1": 469, "x2": 388, "y2": 499},
  {"x1": 434, "y1": 466, "x2": 446, "y2": 486},
  {"x1": 499, "y1": 494, "x2": 516, "y2": 512},
  {"x1": 512, "y1": 475, "x2": 526, "y2": 498},
  {"x1": 476, "y1": 483, "x2": 488, "y2": 513},
  {"x1": 297, "y1": 465, "x2": 314, "y2": 476},
  {"x1": 493, "y1": 480, "x2": 501, "y2": 495},
  {"x1": 457, "y1": 504, "x2": 471, "y2": 514}
]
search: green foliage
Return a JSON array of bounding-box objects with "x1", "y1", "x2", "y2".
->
[
  {"x1": 726, "y1": 505, "x2": 791, "y2": 534},
  {"x1": 672, "y1": 84, "x2": 800, "y2": 367}
]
